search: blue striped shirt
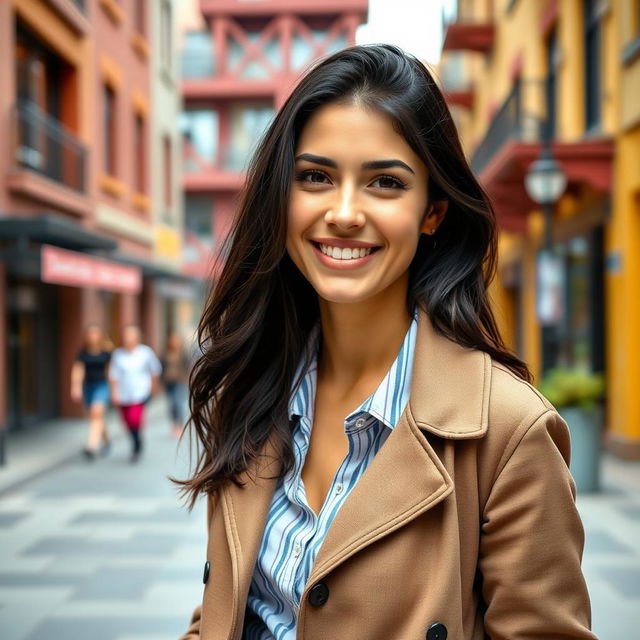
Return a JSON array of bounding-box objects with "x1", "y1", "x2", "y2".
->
[{"x1": 244, "y1": 314, "x2": 418, "y2": 639}]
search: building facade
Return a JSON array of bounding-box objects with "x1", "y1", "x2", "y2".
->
[
  {"x1": 439, "y1": 0, "x2": 640, "y2": 458},
  {"x1": 0, "y1": 0, "x2": 186, "y2": 457},
  {"x1": 178, "y1": 0, "x2": 369, "y2": 279}
]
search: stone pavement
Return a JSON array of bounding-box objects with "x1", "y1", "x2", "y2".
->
[
  {"x1": 577, "y1": 456, "x2": 640, "y2": 639},
  {"x1": 0, "y1": 399, "x2": 638, "y2": 639},
  {"x1": 0, "y1": 399, "x2": 207, "y2": 640}
]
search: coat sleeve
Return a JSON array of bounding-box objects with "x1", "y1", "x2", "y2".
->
[
  {"x1": 178, "y1": 494, "x2": 214, "y2": 640},
  {"x1": 479, "y1": 409, "x2": 597, "y2": 639}
]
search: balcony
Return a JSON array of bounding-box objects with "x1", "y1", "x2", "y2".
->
[
  {"x1": 7, "y1": 101, "x2": 90, "y2": 215},
  {"x1": 441, "y1": 6, "x2": 495, "y2": 54},
  {"x1": 470, "y1": 85, "x2": 614, "y2": 232},
  {"x1": 182, "y1": 140, "x2": 246, "y2": 192}
]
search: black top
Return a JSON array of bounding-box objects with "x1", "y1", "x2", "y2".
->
[{"x1": 76, "y1": 350, "x2": 111, "y2": 383}]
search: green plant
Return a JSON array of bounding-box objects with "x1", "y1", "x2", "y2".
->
[{"x1": 538, "y1": 367, "x2": 605, "y2": 410}]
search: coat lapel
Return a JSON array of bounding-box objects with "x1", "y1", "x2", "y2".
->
[
  {"x1": 308, "y1": 310, "x2": 492, "y2": 583},
  {"x1": 220, "y1": 437, "x2": 282, "y2": 638},
  {"x1": 218, "y1": 309, "x2": 493, "y2": 624}
]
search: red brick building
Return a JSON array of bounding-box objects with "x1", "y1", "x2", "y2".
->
[{"x1": 0, "y1": 0, "x2": 185, "y2": 454}]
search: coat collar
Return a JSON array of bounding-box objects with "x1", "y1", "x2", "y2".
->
[
  {"x1": 220, "y1": 308, "x2": 492, "y2": 626},
  {"x1": 409, "y1": 309, "x2": 491, "y2": 439}
]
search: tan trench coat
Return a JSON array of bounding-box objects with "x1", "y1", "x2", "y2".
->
[{"x1": 179, "y1": 312, "x2": 595, "y2": 639}]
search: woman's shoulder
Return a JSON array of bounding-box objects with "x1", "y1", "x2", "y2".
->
[{"x1": 481, "y1": 358, "x2": 567, "y2": 468}]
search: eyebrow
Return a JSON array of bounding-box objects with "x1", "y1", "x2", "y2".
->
[{"x1": 294, "y1": 153, "x2": 415, "y2": 175}]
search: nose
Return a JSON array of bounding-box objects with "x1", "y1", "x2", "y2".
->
[{"x1": 324, "y1": 183, "x2": 364, "y2": 230}]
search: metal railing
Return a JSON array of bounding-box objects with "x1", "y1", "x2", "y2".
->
[
  {"x1": 13, "y1": 100, "x2": 87, "y2": 192},
  {"x1": 470, "y1": 83, "x2": 545, "y2": 175}
]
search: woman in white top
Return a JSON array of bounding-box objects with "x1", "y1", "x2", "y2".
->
[{"x1": 109, "y1": 325, "x2": 162, "y2": 462}]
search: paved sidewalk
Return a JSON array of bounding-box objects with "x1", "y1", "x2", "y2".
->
[
  {"x1": 0, "y1": 399, "x2": 206, "y2": 640},
  {"x1": 0, "y1": 402, "x2": 639, "y2": 638},
  {"x1": 577, "y1": 456, "x2": 640, "y2": 638}
]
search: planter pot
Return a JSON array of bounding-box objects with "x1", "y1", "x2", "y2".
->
[{"x1": 558, "y1": 405, "x2": 603, "y2": 493}]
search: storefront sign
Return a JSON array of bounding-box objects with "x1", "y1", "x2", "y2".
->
[{"x1": 41, "y1": 245, "x2": 142, "y2": 294}]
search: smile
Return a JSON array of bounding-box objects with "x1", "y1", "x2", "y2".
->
[
  {"x1": 318, "y1": 244, "x2": 374, "y2": 259},
  {"x1": 309, "y1": 240, "x2": 381, "y2": 269}
]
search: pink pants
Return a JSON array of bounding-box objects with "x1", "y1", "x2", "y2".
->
[{"x1": 119, "y1": 403, "x2": 145, "y2": 431}]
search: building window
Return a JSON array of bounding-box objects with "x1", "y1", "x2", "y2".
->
[
  {"x1": 545, "y1": 27, "x2": 558, "y2": 140},
  {"x1": 181, "y1": 31, "x2": 214, "y2": 77},
  {"x1": 228, "y1": 103, "x2": 274, "y2": 171},
  {"x1": 163, "y1": 135, "x2": 172, "y2": 209},
  {"x1": 584, "y1": 0, "x2": 601, "y2": 131},
  {"x1": 179, "y1": 109, "x2": 218, "y2": 170},
  {"x1": 134, "y1": 112, "x2": 145, "y2": 193},
  {"x1": 161, "y1": 1, "x2": 172, "y2": 70},
  {"x1": 134, "y1": 0, "x2": 146, "y2": 36},
  {"x1": 103, "y1": 83, "x2": 116, "y2": 175},
  {"x1": 185, "y1": 195, "x2": 213, "y2": 243}
]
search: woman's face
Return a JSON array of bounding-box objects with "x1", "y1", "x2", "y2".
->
[
  {"x1": 86, "y1": 327, "x2": 103, "y2": 350},
  {"x1": 286, "y1": 101, "x2": 442, "y2": 306}
]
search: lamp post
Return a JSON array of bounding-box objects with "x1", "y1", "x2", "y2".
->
[{"x1": 524, "y1": 144, "x2": 567, "y2": 250}]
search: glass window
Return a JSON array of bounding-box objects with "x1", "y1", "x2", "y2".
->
[
  {"x1": 227, "y1": 103, "x2": 274, "y2": 171},
  {"x1": 584, "y1": 0, "x2": 601, "y2": 131},
  {"x1": 292, "y1": 29, "x2": 347, "y2": 70},
  {"x1": 134, "y1": 112, "x2": 145, "y2": 192},
  {"x1": 180, "y1": 31, "x2": 214, "y2": 77},
  {"x1": 104, "y1": 84, "x2": 116, "y2": 175},
  {"x1": 161, "y1": 1, "x2": 172, "y2": 70},
  {"x1": 179, "y1": 109, "x2": 218, "y2": 170},
  {"x1": 185, "y1": 195, "x2": 213, "y2": 242},
  {"x1": 134, "y1": 0, "x2": 146, "y2": 36},
  {"x1": 163, "y1": 135, "x2": 172, "y2": 208},
  {"x1": 227, "y1": 31, "x2": 282, "y2": 78}
]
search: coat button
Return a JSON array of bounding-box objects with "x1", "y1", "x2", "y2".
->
[
  {"x1": 426, "y1": 622, "x2": 447, "y2": 640},
  {"x1": 308, "y1": 581, "x2": 330, "y2": 607},
  {"x1": 202, "y1": 560, "x2": 210, "y2": 584}
]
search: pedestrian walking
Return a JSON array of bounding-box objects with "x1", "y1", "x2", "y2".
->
[
  {"x1": 109, "y1": 325, "x2": 162, "y2": 463},
  {"x1": 70, "y1": 325, "x2": 112, "y2": 460},
  {"x1": 176, "y1": 45, "x2": 595, "y2": 639},
  {"x1": 161, "y1": 331, "x2": 191, "y2": 439}
]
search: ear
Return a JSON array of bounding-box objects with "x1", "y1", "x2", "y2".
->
[{"x1": 421, "y1": 200, "x2": 449, "y2": 235}]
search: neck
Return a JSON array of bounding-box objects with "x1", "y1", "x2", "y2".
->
[{"x1": 317, "y1": 275, "x2": 412, "y2": 391}]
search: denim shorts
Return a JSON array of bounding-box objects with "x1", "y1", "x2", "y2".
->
[{"x1": 83, "y1": 381, "x2": 110, "y2": 408}]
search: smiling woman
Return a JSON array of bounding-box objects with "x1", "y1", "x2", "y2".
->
[{"x1": 175, "y1": 45, "x2": 595, "y2": 640}]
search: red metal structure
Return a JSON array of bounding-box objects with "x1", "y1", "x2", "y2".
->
[{"x1": 180, "y1": 0, "x2": 369, "y2": 278}]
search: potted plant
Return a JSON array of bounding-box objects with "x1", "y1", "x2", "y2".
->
[{"x1": 538, "y1": 367, "x2": 605, "y2": 493}]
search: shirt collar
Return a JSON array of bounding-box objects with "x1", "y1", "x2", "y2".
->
[{"x1": 288, "y1": 312, "x2": 418, "y2": 432}]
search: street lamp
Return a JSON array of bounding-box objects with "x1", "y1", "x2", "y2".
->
[
  {"x1": 524, "y1": 145, "x2": 567, "y2": 250},
  {"x1": 525, "y1": 143, "x2": 567, "y2": 331}
]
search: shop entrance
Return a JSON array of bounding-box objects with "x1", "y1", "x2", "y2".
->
[{"x1": 6, "y1": 278, "x2": 59, "y2": 429}]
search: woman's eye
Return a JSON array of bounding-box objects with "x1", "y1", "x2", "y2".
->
[
  {"x1": 371, "y1": 175, "x2": 407, "y2": 190},
  {"x1": 296, "y1": 170, "x2": 331, "y2": 185}
]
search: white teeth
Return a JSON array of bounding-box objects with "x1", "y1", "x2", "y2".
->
[{"x1": 318, "y1": 243, "x2": 374, "y2": 260}]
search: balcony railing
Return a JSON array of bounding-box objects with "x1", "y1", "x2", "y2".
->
[
  {"x1": 12, "y1": 100, "x2": 87, "y2": 192},
  {"x1": 470, "y1": 84, "x2": 544, "y2": 175},
  {"x1": 182, "y1": 136, "x2": 261, "y2": 175}
]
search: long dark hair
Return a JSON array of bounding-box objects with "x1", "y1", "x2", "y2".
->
[{"x1": 174, "y1": 44, "x2": 531, "y2": 508}]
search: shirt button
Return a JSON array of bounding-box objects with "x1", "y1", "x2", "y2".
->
[
  {"x1": 293, "y1": 542, "x2": 302, "y2": 558},
  {"x1": 355, "y1": 417, "x2": 366, "y2": 428},
  {"x1": 335, "y1": 483, "x2": 344, "y2": 495}
]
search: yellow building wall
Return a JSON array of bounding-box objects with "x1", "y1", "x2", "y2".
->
[{"x1": 445, "y1": 0, "x2": 640, "y2": 456}]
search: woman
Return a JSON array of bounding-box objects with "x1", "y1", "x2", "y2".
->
[
  {"x1": 70, "y1": 325, "x2": 112, "y2": 460},
  {"x1": 177, "y1": 45, "x2": 595, "y2": 639},
  {"x1": 162, "y1": 331, "x2": 191, "y2": 438},
  {"x1": 109, "y1": 325, "x2": 162, "y2": 463}
]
